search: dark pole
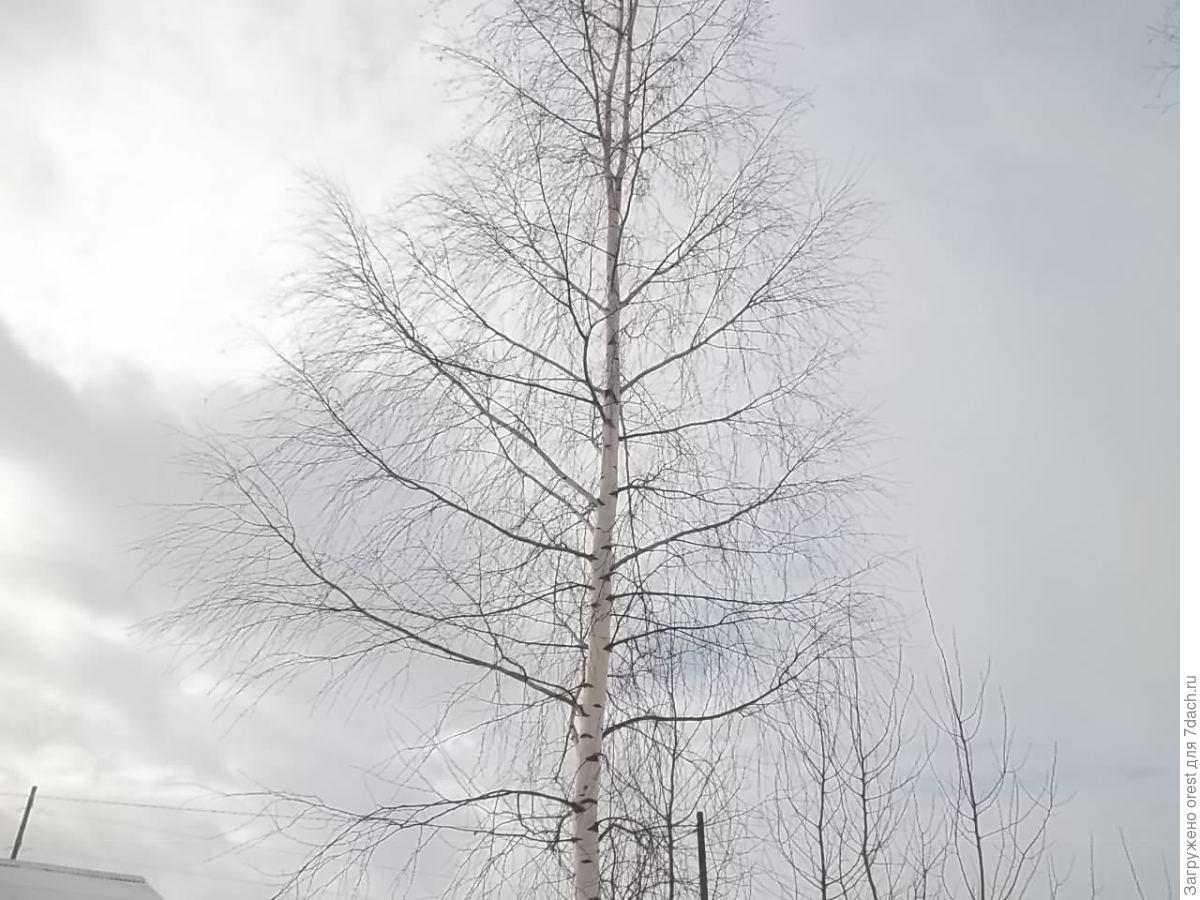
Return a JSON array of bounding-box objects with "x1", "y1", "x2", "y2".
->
[
  {"x1": 696, "y1": 810, "x2": 709, "y2": 900},
  {"x1": 10, "y1": 785, "x2": 37, "y2": 860}
]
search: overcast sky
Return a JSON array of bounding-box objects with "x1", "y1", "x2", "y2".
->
[{"x1": 0, "y1": 1, "x2": 1178, "y2": 897}]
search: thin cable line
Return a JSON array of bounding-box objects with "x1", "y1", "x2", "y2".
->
[
  {"x1": 0, "y1": 791, "x2": 267, "y2": 817},
  {"x1": 38, "y1": 849, "x2": 277, "y2": 886}
]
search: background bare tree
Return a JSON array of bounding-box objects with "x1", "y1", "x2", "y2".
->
[
  {"x1": 158, "y1": 0, "x2": 873, "y2": 897},
  {"x1": 1152, "y1": 0, "x2": 1180, "y2": 77},
  {"x1": 769, "y1": 663, "x2": 856, "y2": 899},
  {"x1": 759, "y1": 623, "x2": 943, "y2": 900},
  {"x1": 756, "y1": 594, "x2": 1180, "y2": 900},
  {"x1": 924, "y1": 600, "x2": 1060, "y2": 900},
  {"x1": 1148, "y1": 0, "x2": 1180, "y2": 107}
]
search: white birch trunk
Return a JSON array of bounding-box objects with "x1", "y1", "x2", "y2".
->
[
  {"x1": 571, "y1": 154, "x2": 624, "y2": 900},
  {"x1": 572, "y1": 5, "x2": 635, "y2": 896},
  {"x1": 570, "y1": 310, "x2": 619, "y2": 899}
]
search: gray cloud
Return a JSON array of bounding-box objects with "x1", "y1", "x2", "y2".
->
[{"x1": 0, "y1": 0, "x2": 95, "y2": 66}]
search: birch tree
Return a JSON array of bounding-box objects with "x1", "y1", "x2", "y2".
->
[{"x1": 161, "y1": 1, "x2": 870, "y2": 897}]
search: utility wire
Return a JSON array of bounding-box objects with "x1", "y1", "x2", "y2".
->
[
  {"x1": 0, "y1": 791, "x2": 275, "y2": 818},
  {"x1": 42, "y1": 848, "x2": 277, "y2": 887},
  {"x1": 1, "y1": 790, "x2": 435, "y2": 890}
]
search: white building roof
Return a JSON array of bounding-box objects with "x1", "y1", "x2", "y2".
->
[{"x1": 0, "y1": 860, "x2": 164, "y2": 899}]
